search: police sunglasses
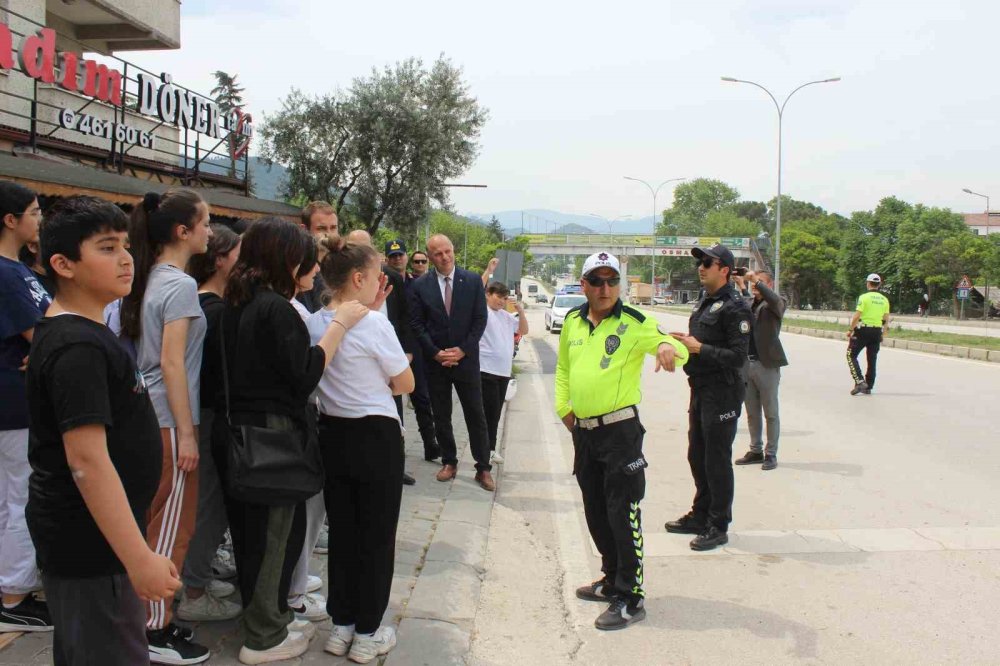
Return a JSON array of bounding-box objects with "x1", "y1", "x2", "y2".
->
[
  {"x1": 583, "y1": 275, "x2": 621, "y2": 287},
  {"x1": 696, "y1": 257, "x2": 719, "y2": 269}
]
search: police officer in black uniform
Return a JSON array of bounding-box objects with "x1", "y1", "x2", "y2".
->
[{"x1": 666, "y1": 244, "x2": 751, "y2": 551}]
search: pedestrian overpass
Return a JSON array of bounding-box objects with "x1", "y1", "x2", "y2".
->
[{"x1": 521, "y1": 233, "x2": 768, "y2": 272}]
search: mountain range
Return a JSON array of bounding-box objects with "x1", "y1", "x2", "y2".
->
[{"x1": 467, "y1": 209, "x2": 657, "y2": 236}]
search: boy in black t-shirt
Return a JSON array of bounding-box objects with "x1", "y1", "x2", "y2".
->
[{"x1": 26, "y1": 197, "x2": 181, "y2": 665}]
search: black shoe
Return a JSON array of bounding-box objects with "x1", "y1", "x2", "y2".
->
[
  {"x1": 850, "y1": 381, "x2": 868, "y2": 396},
  {"x1": 690, "y1": 526, "x2": 729, "y2": 551},
  {"x1": 575, "y1": 578, "x2": 617, "y2": 603},
  {"x1": 595, "y1": 596, "x2": 646, "y2": 631},
  {"x1": 862, "y1": 388, "x2": 872, "y2": 395},
  {"x1": 402, "y1": 471, "x2": 416, "y2": 486},
  {"x1": 762, "y1": 455, "x2": 778, "y2": 471},
  {"x1": 665, "y1": 512, "x2": 707, "y2": 535},
  {"x1": 148, "y1": 623, "x2": 210, "y2": 665},
  {"x1": 734, "y1": 451, "x2": 764, "y2": 465},
  {"x1": 0, "y1": 593, "x2": 53, "y2": 632},
  {"x1": 424, "y1": 446, "x2": 442, "y2": 462}
]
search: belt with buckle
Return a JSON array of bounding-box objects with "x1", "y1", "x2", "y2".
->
[{"x1": 577, "y1": 406, "x2": 637, "y2": 430}]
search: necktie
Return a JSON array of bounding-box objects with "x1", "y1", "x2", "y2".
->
[{"x1": 444, "y1": 276, "x2": 453, "y2": 315}]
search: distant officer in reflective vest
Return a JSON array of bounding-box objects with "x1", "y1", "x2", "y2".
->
[
  {"x1": 847, "y1": 273, "x2": 891, "y2": 395},
  {"x1": 555, "y1": 251, "x2": 688, "y2": 631}
]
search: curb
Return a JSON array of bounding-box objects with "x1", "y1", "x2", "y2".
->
[
  {"x1": 783, "y1": 325, "x2": 1000, "y2": 363},
  {"x1": 384, "y1": 403, "x2": 508, "y2": 666}
]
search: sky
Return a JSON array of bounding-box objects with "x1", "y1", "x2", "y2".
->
[{"x1": 124, "y1": 0, "x2": 1000, "y2": 221}]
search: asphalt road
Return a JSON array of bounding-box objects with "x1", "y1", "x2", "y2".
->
[{"x1": 471, "y1": 302, "x2": 1000, "y2": 665}]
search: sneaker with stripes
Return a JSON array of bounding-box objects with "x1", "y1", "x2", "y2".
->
[{"x1": 0, "y1": 593, "x2": 53, "y2": 632}]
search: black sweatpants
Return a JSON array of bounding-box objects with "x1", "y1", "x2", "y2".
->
[
  {"x1": 410, "y1": 349, "x2": 438, "y2": 455},
  {"x1": 43, "y1": 572, "x2": 149, "y2": 666},
  {"x1": 480, "y1": 372, "x2": 511, "y2": 452},
  {"x1": 427, "y1": 368, "x2": 491, "y2": 472},
  {"x1": 320, "y1": 414, "x2": 404, "y2": 634},
  {"x1": 573, "y1": 416, "x2": 647, "y2": 600},
  {"x1": 848, "y1": 327, "x2": 882, "y2": 389},
  {"x1": 687, "y1": 382, "x2": 744, "y2": 531}
]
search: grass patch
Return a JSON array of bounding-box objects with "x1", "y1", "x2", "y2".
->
[{"x1": 784, "y1": 317, "x2": 1000, "y2": 351}]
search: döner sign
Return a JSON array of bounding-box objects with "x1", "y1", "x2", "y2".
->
[{"x1": 0, "y1": 23, "x2": 252, "y2": 146}]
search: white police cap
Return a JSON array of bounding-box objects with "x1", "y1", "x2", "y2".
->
[{"x1": 581, "y1": 252, "x2": 621, "y2": 277}]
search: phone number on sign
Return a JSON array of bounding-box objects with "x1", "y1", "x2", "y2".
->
[{"x1": 59, "y1": 108, "x2": 156, "y2": 150}]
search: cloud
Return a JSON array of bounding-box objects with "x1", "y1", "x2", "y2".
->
[{"x1": 126, "y1": 0, "x2": 1000, "y2": 218}]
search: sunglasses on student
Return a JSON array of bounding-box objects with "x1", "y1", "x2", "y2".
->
[
  {"x1": 411, "y1": 259, "x2": 428, "y2": 264},
  {"x1": 583, "y1": 275, "x2": 621, "y2": 287}
]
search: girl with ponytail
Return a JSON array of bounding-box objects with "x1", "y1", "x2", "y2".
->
[
  {"x1": 303, "y1": 235, "x2": 414, "y2": 662},
  {"x1": 122, "y1": 188, "x2": 215, "y2": 663}
]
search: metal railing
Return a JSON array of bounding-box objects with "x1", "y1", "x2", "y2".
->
[{"x1": 0, "y1": 6, "x2": 250, "y2": 194}]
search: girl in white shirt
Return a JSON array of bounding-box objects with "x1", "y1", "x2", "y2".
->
[
  {"x1": 286, "y1": 231, "x2": 328, "y2": 621},
  {"x1": 479, "y1": 282, "x2": 528, "y2": 464},
  {"x1": 304, "y1": 236, "x2": 413, "y2": 663}
]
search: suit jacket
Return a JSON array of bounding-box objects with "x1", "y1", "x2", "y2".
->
[
  {"x1": 747, "y1": 280, "x2": 788, "y2": 368},
  {"x1": 408, "y1": 267, "x2": 487, "y2": 380},
  {"x1": 382, "y1": 266, "x2": 413, "y2": 354}
]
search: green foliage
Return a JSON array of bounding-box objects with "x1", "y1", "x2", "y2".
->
[
  {"x1": 660, "y1": 178, "x2": 740, "y2": 234},
  {"x1": 259, "y1": 56, "x2": 487, "y2": 236},
  {"x1": 211, "y1": 71, "x2": 245, "y2": 179},
  {"x1": 702, "y1": 209, "x2": 761, "y2": 237}
]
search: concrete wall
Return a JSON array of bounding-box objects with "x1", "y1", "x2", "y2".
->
[{"x1": 0, "y1": 0, "x2": 44, "y2": 132}]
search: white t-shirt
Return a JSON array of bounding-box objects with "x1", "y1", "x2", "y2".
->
[
  {"x1": 290, "y1": 297, "x2": 311, "y2": 322},
  {"x1": 305, "y1": 308, "x2": 409, "y2": 422},
  {"x1": 479, "y1": 307, "x2": 519, "y2": 378}
]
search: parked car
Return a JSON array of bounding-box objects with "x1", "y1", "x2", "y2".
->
[
  {"x1": 545, "y1": 294, "x2": 587, "y2": 333},
  {"x1": 535, "y1": 294, "x2": 549, "y2": 303}
]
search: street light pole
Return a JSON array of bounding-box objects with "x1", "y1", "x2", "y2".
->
[
  {"x1": 589, "y1": 213, "x2": 633, "y2": 234},
  {"x1": 721, "y1": 76, "x2": 841, "y2": 294},
  {"x1": 624, "y1": 177, "x2": 685, "y2": 297},
  {"x1": 962, "y1": 188, "x2": 991, "y2": 319}
]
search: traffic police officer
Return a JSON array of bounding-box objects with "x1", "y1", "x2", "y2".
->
[
  {"x1": 847, "y1": 273, "x2": 890, "y2": 395},
  {"x1": 555, "y1": 251, "x2": 688, "y2": 630},
  {"x1": 666, "y1": 244, "x2": 751, "y2": 551}
]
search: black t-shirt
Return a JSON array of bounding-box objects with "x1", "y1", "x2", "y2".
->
[
  {"x1": 198, "y1": 292, "x2": 225, "y2": 411},
  {"x1": 26, "y1": 314, "x2": 162, "y2": 578}
]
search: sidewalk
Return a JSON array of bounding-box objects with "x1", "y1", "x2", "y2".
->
[{"x1": 0, "y1": 405, "x2": 501, "y2": 666}]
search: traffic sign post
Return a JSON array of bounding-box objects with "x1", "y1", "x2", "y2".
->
[{"x1": 956, "y1": 275, "x2": 973, "y2": 319}]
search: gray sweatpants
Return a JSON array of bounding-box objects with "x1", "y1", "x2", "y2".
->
[
  {"x1": 182, "y1": 408, "x2": 228, "y2": 589},
  {"x1": 745, "y1": 360, "x2": 781, "y2": 457},
  {"x1": 43, "y1": 572, "x2": 149, "y2": 666}
]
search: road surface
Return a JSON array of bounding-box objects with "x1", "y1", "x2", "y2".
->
[{"x1": 471, "y1": 304, "x2": 1000, "y2": 665}]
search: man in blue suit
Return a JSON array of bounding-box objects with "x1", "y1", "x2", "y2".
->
[{"x1": 409, "y1": 234, "x2": 494, "y2": 491}]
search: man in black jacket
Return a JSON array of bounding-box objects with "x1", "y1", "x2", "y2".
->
[
  {"x1": 666, "y1": 244, "x2": 751, "y2": 551},
  {"x1": 408, "y1": 234, "x2": 493, "y2": 491},
  {"x1": 733, "y1": 270, "x2": 787, "y2": 471}
]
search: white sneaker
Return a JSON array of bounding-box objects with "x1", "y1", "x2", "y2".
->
[
  {"x1": 324, "y1": 624, "x2": 355, "y2": 656},
  {"x1": 177, "y1": 590, "x2": 242, "y2": 622},
  {"x1": 287, "y1": 618, "x2": 316, "y2": 640},
  {"x1": 313, "y1": 524, "x2": 329, "y2": 554},
  {"x1": 238, "y1": 631, "x2": 309, "y2": 665},
  {"x1": 207, "y1": 579, "x2": 236, "y2": 598},
  {"x1": 306, "y1": 574, "x2": 323, "y2": 594},
  {"x1": 288, "y1": 592, "x2": 328, "y2": 621},
  {"x1": 211, "y1": 547, "x2": 237, "y2": 579},
  {"x1": 490, "y1": 451, "x2": 505, "y2": 464},
  {"x1": 348, "y1": 626, "x2": 396, "y2": 664}
]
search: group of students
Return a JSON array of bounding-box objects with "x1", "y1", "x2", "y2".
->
[{"x1": 0, "y1": 183, "x2": 526, "y2": 666}]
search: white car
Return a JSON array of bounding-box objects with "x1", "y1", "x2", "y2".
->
[{"x1": 545, "y1": 294, "x2": 587, "y2": 333}]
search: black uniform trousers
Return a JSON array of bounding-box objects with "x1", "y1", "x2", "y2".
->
[
  {"x1": 847, "y1": 327, "x2": 881, "y2": 389},
  {"x1": 427, "y1": 367, "x2": 492, "y2": 472},
  {"x1": 409, "y1": 348, "x2": 438, "y2": 456},
  {"x1": 320, "y1": 414, "x2": 404, "y2": 635},
  {"x1": 480, "y1": 372, "x2": 511, "y2": 452},
  {"x1": 687, "y1": 382, "x2": 744, "y2": 531},
  {"x1": 573, "y1": 416, "x2": 647, "y2": 600}
]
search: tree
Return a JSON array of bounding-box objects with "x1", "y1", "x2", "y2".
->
[
  {"x1": 258, "y1": 89, "x2": 360, "y2": 210},
  {"x1": 347, "y1": 56, "x2": 488, "y2": 234},
  {"x1": 779, "y1": 226, "x2": 839, "y2": 308},
  {"x1": 661, "y1": 178, "x2": 740, "y2": 233},
  {"x1": 211, "y1": 71, "x2": 245, "y2": 178},
  {"x1": 486, "y1": 215, "x2": 504, "y2": 242},
  {"x1": 702, "y1": 209, "x2": 761, "y2": 237}
]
